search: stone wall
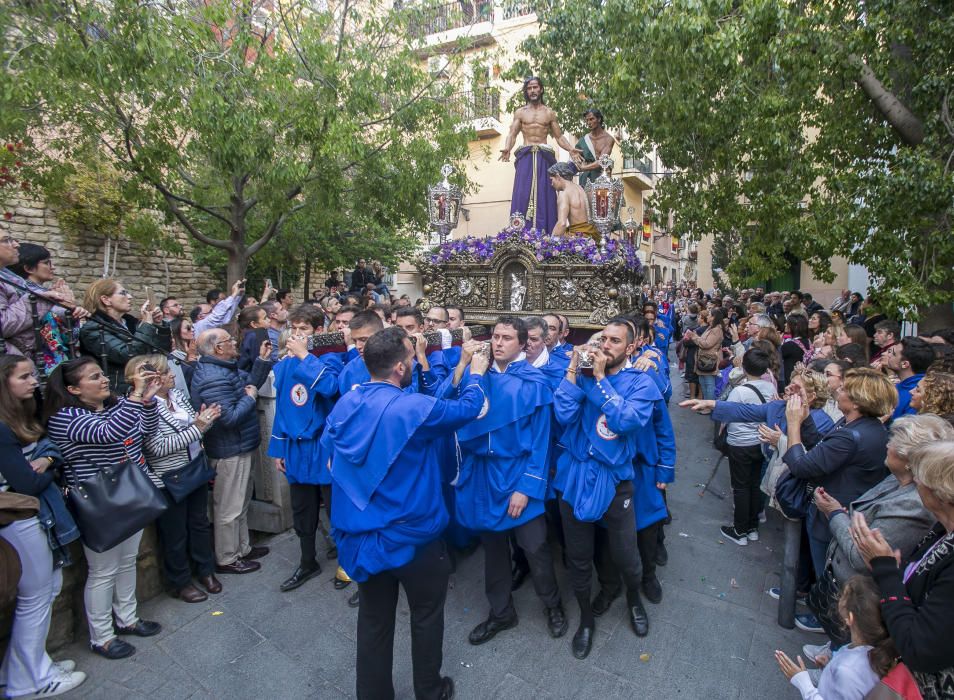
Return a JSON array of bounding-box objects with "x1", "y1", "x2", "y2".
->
[{"x1": 0, "y1": 195, "x2": 219, "y2": 306}]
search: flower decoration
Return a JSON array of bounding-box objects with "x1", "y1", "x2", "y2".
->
[{"x1": 429, "y1": 227, "x2": 642, "y2": 273}]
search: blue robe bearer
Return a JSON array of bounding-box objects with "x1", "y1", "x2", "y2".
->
[
  {"x1": 553, "y1": 368, "x2": 661, "y2": 522},
  {"x1": 323, "y1": 377, "x2": 486, "y2": 582},
  {"x1": 453, "y1": 358, "x2": 553, "y2": 532}
]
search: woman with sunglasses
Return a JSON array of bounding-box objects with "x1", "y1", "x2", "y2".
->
[{"x1": 78, "y1": 279, "x2": 171, "y2": 394}]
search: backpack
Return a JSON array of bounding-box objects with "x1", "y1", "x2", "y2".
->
[{"x1": 713, "y1": 383, "x2": 767, "y2": 456}]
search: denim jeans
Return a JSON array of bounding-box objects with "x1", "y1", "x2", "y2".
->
[{"x1": 698, "y1": 374, "x2": 716, "y2": 400}]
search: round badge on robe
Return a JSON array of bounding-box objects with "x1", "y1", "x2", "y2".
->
[
  {"x1": 477, "y1": 396, "x2": 490, "y2": 420},
  {"x1": 351, "y1": 383, "x2": 361, "y2": 391},
  {"x1": 595, "y1": 414, "x2": 618, "y2": 440},
  {"x1": 290, "y1": 383, "x2": 308, "y2": 406}
]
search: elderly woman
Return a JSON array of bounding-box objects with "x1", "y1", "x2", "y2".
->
[
  {"x1": 852, "y1": 440, "x2": 954, "y2": 700},
  {"x1": 783, "y1": 368, "x2": 896, "y2": 580},
  {"x1": 132, "y1": 355, "x2": 222, "y2": 604},
  {"x1": 804, "y1": 415, "x2": 953, "y2": 658}
]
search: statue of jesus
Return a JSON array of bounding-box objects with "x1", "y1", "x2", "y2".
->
[{"x1": 499, "y1": 76, "x2": 581, "y2": 234}]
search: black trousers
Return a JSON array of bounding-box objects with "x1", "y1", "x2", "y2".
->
[
  {"x1": 289, "y1": 483, "x2": 322, "y2": 566},
  {"x1": 155, "y1": 484, "x2": 215, "y2": 588},
  {"x1": 482, "y1": 515, "x2": 560, "y2": 620},
  {"x1": 559, "y1": 480, "x2": 642, "y2": 601},
  {"x1": 356, "y1": 538, "x2": 452, "y2": 700},
  {"x1": 727, "y1": 443, "x2": 765, "y2": 534},
  {"x1": 511, "y1": 498, "x2": 564, "y2": 573}
]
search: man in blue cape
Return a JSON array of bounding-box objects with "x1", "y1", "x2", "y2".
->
[
  {"x1": 322, "y1": 327, "x2": 489, "y2": 700},
  {"x1": 543, "y1": 313, "x2": 572, "y2": 370},
  {"x1": 450, "y1": 316, "x2": 567, "y2": 645},
  {"x1": 267, "y1": 305, "x2": 344, "y2": 593},
  {"x1": 553, "y1": 318, "x2": 662, "y2": 658},
  {"x1": 591, "y1": 316, "x2": 677, "y2": 617},
  {"x1": 337, "y1": 310, "x2": 384, "y2": 395}
]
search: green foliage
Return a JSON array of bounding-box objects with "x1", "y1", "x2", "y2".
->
[
  {"x1": 0, "y1": 0, "x2": 472, "y2": 282},
  {"x1": 512, "y1": 0, "x2": 954, "y2": 318}
]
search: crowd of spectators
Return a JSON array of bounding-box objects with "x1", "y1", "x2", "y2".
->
[
  {"x1": 674, "y1": 281, "x2": 954, "y2": 700},
  {"x1": 3, "y1": 231, "x2": 954, "y2": 700}
]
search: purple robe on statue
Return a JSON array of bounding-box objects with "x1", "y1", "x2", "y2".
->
[{"x1": 510, "y1": 145, "x2": 558, "y2": 233}]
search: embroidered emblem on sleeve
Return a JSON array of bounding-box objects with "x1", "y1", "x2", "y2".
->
[{"x1": 595, "y1": 414, "x2": 618, "y2": 440}]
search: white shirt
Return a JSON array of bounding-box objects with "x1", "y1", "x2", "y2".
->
[
  {"x1": 790, "y1": 644, "x2": 879, "y2": 700},
  {"x1": 725, "y1": 378, "x2": 776, "y2": 446}
]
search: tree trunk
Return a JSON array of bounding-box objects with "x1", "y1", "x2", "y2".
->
[
  {"x1": 226, "y1": 247, "x2": 250, "y2": 287},
  {"x1": 303, "y1": 256, "x2": 312, "y2": 301}
]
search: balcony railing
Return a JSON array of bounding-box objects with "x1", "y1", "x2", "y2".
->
[
  {"x1": 410, "y1": 0, "x2": 494, "y2": 38},
  {"x1": 444, "y1": 86, "x2": 500, "y2": 123},
  {"x1": 500, "y1": 1, "x2": 535, "y2": 20},
  {"x1": 623, "y1": 153, "x2": 653, "y2": 176}
]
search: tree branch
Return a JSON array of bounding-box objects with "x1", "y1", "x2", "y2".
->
[{"x1": 850, "y1": 54, "x2": 924, "y2": 146}]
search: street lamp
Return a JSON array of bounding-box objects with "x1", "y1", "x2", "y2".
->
[
  {"x1": 585, "y1": 154, "x2": 624, "y2": 251},
  {"x1": 427, "y1": 163, "x2": 462, "y2": 244}
]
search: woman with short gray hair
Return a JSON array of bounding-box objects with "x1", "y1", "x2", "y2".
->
[{"x1": 804, "y1": 414, "x2": 953, "y2": 658}]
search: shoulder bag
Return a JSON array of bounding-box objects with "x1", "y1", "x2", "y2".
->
[
  {"x1": 66, "y1": 451, "x2": 167, "y2": 553},
  {"x1": 161, "y1": 451, "x2": 215, "y2": 503},
  {"x1": 714, "y1": 383, "x2": 766, "y2": 456}
]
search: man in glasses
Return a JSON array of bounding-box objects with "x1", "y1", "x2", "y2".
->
[{"x1": 192, "y1": 328, "x2": 274, "y2": 575}]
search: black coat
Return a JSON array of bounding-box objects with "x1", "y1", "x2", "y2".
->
[{"x1": 783, "y1": 415, "x2": 889, "y2": 541}]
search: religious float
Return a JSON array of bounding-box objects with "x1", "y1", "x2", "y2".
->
[{"x1": 416, "y1": 159, "x2": 644, "y2": 329}]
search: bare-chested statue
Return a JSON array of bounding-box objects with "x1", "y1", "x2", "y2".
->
[
  {"x1": 548, "y1": 162, "x2": 599, "y2": 243},
  {"x1": 574, "y1": 108, "x2": 620, "y2": 187},
  {"x1": 499, "y1": 76, "x2": 581, "y2": 233}
]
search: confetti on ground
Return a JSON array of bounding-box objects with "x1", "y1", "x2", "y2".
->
[
  {"x1": 730, "y1": 578, "x2": 739, "y2": 588},
  {"x1": 679, "y1": 532, "x2": 690, "y2": 538},
  {"x1": 211, "y1": 611, "x2": 224, "y2": 616},
  {"x1": 639, "y1": 653, "x2": 651, "y2": 662},
  {"x1": 460, "y1": 662, "x2": 473, "y2": 668}
]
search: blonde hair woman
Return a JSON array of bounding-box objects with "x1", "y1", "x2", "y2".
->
[{"x1": 78, "y1": 279, "x2": 171, "y2": 394}]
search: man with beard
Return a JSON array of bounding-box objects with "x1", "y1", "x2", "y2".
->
[
  {"x1": 553, "y1": 319, "x2": 662, "y2": 658},
  {"x1": 451, "y1": 316, "x2": 567, "y2": 645},
  {"x1": 323, "y1": 327, "x2": 490, "y2": 700},
  {"x1": 499, "y1": 77, "x2": 581, "y2": 233}
]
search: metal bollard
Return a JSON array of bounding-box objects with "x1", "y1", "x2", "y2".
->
[{"x1": 777, "y1": 517, "x2": 801, "y2": 629}]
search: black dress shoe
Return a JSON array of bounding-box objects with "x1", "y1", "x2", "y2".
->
[
  {"x1": 347, "y1": 590, "x2": 360, "y2": 608},
  {"x1": 655, "y1": 542, "x2": 668, "y2": 567},
  {"x1": 591, "y1": 589, "x2": 620, "y2": 617},
  {"x1": 439, "y1": 676, "x2": 454, "y2": 700},
  {"x1": 215, "y1": 559, "x2": 261, "y2": 575},
  {"x1": 114, "y1": 619, "x2": 162, "y2": 637},
  {"x1": 468, "y1": 613, "x2": 518, "y2": 645},
  {"x1": 642, "y1": 575, "x2": 663, "y2": 605},
  {"x1": 334, "y1": 566, "x2": 352, "y2": 590},
  {"x1": 90, "y1": 638, "x2": 136, "y2": 660},
  {"x1": 175, "y1": 584, "x2": 208, "y2": 603},
  {"x1": 198, "y1": 574, "x2": 222, "y2": 594},
  {"x1": 571, "y1": 625, "x2": 594, "y2": 659},
  {"x1": 510, "y1": 564, "x2": 530, "y2": 592},
  {"x1": 280, "y1": 563, "x2": 321, "y2": 592},
  {"x1": 629, "y1": 601, "x2": 649, "y2": 637},
  {"x1": 246, "y1": 545, "x2": 270, "y2": 560},
  {"x1": 546, "y1": 604, "x2": 568, "y2": 638}
]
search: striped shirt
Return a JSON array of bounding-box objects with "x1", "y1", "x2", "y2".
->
[
  {"x1": 143, "y1": 389, "x2": 204, "y2": 477},
  {"x1": 47, "y1": 398, "x2": 164, "y2": 489}
]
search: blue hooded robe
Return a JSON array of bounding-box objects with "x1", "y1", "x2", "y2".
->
[
  {"x1": 554, "y1": 369, "x2": 661, "y2": 522},
  {"x1": 323, "y1": 378, "x2": 486, "y2": 581},
  {"x1": 453, "y1": 359, "x2": 553, "y2": 532}
]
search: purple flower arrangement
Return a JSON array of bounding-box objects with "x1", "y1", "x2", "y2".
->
[{"x1": 429, "y1": 227, "x2": 642, "y2": 273}]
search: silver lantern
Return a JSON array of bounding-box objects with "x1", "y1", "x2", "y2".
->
[
  {"x1": 585, "y1": 154, "x2": 624, "y2": 242},
  {"x1": 427, "y1": 163, "x2": 462, "y2": 244}
]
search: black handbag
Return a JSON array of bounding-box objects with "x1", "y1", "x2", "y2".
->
[
  {"x1": 66, "y1": 456, "x2": 168, "y2": 553},
  {"x1": 775, "y1": 469, "x2": 813, "y2": 520},
  {"x1": 161, "y1": 451, "x2": 215, "y2": 503}
]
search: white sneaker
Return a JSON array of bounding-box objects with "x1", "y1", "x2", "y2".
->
[
  {"x1": 747, "y1": 529, "x2": 759, "y2": 541},
  {"x1": 802, "y1": 641, "x2": 831, "y2": 665},
  {"x1": 53, "y1": 660, "x2": 76, "y2": 674},
  {"x1": 18, "y1": 671, "x2": 87, "y2": 699}
]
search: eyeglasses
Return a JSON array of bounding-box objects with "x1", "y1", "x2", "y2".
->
[
  {"x1": 425, "y1": 317, "x2": 445, "y2": 324},
  {"x1": 0, "y1": 236, "x2": 17, "y2": 246},
  {"x1": 114, "y1": 289, "x2": 132, "y2": 297},
  {"x1": 215, "y1": 336, "x2": 236, "y2": 346}
]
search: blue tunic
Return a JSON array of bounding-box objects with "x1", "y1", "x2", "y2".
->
[
  {"x1": 338, "y1": 353, "x2": 446, "y2": 397},
  {"x1": 631, "y1": 381, "x2": 676, "y2": 530},
  {"x1": 553, "y1": 369, "x2": 661, "y2": 522},
  {"x1": 323, "y1": 378, "x2": 486, "y2": 581},
  {"x1": 267, "y1": 353, "x2": 343, "y2": 485},
  {"x1": 454, "y1": 360, "x2": 553, "y2": 532}
]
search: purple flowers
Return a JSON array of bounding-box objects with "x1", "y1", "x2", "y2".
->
[{"x1": 429, "y1": 227, "x2": 642, "y2": 273}]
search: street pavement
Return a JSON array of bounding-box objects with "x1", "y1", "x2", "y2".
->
[{"x1": 59, "y1": 372, "x2": 814, "y2": 699}]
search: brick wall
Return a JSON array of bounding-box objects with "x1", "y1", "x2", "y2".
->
[{"x1": 0, "y1": 195, "x2": 218, "y2": 306}]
